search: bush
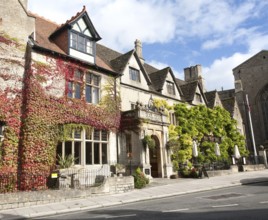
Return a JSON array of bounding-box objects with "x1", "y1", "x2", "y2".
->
[{"x1": 133, "y1": 167, "x2": 149, "y2": 189}]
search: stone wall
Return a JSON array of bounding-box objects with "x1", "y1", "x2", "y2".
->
[
  {"x1": 0, "y1": 0, "x2": 35, "y2": 43},
  {"x1": 0, "y1": 176, "x2": 134, "y2": 210}
]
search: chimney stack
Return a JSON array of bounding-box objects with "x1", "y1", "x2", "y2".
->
[
  {"x1": 134, "y1": 39, "x2": 144, "y2": 63},
  {"x1": 184, "y1": 64, "x2": 206, "y2": 92}
]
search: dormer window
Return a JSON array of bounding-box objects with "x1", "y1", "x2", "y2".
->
[
  {"x1": 195, "y1": 93, "x2": 203, "y2": 102},
  {"x1": 166, "y1": 81, "x2": 175, "y2": 95},
  {"x1": 129, "y1": 67, "x2": 140, "y2": 82},
  {"x1": 70, "y1": 32, "x2": 93, "y2": 54}
]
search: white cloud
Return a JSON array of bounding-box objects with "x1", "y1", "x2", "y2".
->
[
  {"x1": 27, "y1": 0, "x2": 268, "y2": 91},
  {"x1": 203, "y1": 53, "x2": 252, "y2": 91}
]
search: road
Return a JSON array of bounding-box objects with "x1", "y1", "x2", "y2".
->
[{"x1": 37, "y1": 182, "x2": 268, "y2": 220}]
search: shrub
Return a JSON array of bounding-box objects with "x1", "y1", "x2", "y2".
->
[{"x1": 133, "y1": 167, "x2": 149, "y2": 189}]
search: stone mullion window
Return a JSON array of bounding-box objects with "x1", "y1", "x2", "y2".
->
[{"x1": 85, "y1": 72, "x2": 100, "y2": 104}]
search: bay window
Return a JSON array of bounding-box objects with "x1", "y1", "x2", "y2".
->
[{"x1": 57, "y1": 128, "x2": 108, "y2": 166}]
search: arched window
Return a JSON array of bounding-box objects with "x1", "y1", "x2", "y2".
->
[{"x1": 260, "y1": 86, "x2": 268, "y2": 139}]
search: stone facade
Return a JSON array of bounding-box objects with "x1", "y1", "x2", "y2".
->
[{"x1": 233, "y1": 50, "x2": 268, "y2": 152}]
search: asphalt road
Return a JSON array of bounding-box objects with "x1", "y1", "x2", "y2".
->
[{"x1": 36, "y1": 182, "x2": 268, "y2": 220}]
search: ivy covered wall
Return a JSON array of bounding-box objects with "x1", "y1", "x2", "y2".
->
[{"x1": 0, "y1": 35, "x2": 121, "y2": 191}]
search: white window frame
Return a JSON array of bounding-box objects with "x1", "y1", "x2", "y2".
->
[
  {"x1": 70, "y1": 31, "x2": 93, "y2": 55},
  {"x1": 57, "y1": 128, "x2": 109, "y2": 166}
]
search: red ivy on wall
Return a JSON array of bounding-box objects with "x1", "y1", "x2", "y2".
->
[{"x1": 0, "y1": 36, "x2": 121, "y2": 191}]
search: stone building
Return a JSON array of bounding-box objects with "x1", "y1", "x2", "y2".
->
[
  {"x1": 233, "y1": 50, "x2": 268, "y2": 153},
  {"x1": 0, "y1": 0, "x2": 246, "y2": 188}
]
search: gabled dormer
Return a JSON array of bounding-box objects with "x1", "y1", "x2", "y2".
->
[
  {"x1": 204, "y1": 90, "x2": 223, "y2": 109},
  {"x1": 149, "y1": 67, "x2": 182, "y2": 99},
  {"x1": 112, "y1": 50, "x2": 151, "y2": 90},
  {"x1": 50, "y1": 6, "x2": 101, "y2": 64},
  {"x1": 180, "y1": 81, "x2": 207, "y2": 105}
]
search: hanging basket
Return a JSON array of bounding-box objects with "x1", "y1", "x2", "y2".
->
[{"x1": 142, "y1": 135, "x2": 156, "y2": 149}]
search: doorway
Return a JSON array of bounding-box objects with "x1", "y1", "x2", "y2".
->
[{"x1": 149, "y1": 135, "x2": 161, "y2": 177}]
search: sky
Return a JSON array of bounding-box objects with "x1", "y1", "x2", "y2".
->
[{"x1": 28, "y1": 0, "x2": 268, "y2": 91}]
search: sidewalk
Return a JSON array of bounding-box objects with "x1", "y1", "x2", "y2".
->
[{"x1": 1, "y1": 169, "x2": 268, "y2": 219}]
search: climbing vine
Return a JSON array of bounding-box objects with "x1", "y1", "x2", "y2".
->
[
  {"x1": 0, "y1": 34, "x2": 121, "y2": 191},
  {"x1": 171, "y1": 104, "x2": 247, "y2": 170}
]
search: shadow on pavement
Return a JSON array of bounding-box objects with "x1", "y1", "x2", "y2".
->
[{"x1": 240, "y1": 177, "x2": 268, "y2": 185}]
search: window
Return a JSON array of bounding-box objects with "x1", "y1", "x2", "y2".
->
[
  {"x1": 166, "y1": 81, "x2": 175, "y2": 95},
  {"x1": 85, "y1": 72, "x2": 100, "y2": 104},
  {"x1": 0, "y1": 123, "x2": 4, "y2": 141},
  {"x1": 129, "y1": 67, "x2": 140, "y2": 82},
  {"x1": 67, "y1": 69, "x2": 100, "y2": 104},
  {"x1": 57, "y1": 128, "x2": 109, "y2": 166},
  {"x1": 67, "y1": 69, "x2": 83, "y2": 99},
  {"x1": 195, "y1": 93, "x2": 203, "y2": 103},
  {"x1": 70, "y1": 32, "x2": 93, "y2": 54},
  {"x1": 169, "y1": 112, "x2": 177, "y2": 125}
]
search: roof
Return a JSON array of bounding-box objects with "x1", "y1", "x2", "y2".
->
[
  {"x1": 221, "y1": 97, "x2": 235, "y2": 116},
  {"x1": 204, "y1": 90, "x2": 217, "y2": 108},
  {"x1": 50, "y1": 6, "x2": 101, "y2": 41},
  {"x1": 179, "y1": 81, "x2": 199, "y2": 102},
  {"x1": 31, "y1": 10, "x2": 115, "y2": 73},
  {"x1": 218, "y1": 89, "x2": 235, "y2": 100},
  {"x1": 149, "y1": 68, "x2": 169, "y2": 91},
  {"x1": 30, "y1": 7, "x2": 184, "y2": 97}
]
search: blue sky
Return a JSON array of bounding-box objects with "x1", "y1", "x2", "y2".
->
[{"x1": 28, "y1": 0, "x2": 268, "y2": 91}]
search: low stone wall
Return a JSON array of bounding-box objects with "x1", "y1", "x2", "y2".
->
[
  {"x1": 239, "y1": 164, "x2": 266, "y2": 172},
  {"x1": 0, "y1": 176, "x2": 134, "y2": 210},
  {"x1": 207, "y1": 165, "x2": 238, "y2": 177}
]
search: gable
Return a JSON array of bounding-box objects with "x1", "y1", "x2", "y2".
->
[
  {"x1": 120, "y1": 53, "x2": 150, "y2": 90},
  {"x1": 233, "y1": 50, "x2": 268, "y2": 71},
  {"x1": 49, "y1": 7, "x2": 101, "y2": 64},
  {"x1": 162, "y1": 70, "x2": 181, "y2": 99}
]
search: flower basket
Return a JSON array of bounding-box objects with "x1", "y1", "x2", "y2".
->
[{"x1": 142, "y1": 135, "x2": 156, "y2": 149}]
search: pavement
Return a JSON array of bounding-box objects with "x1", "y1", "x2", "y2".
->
[{"x1": 0, "y1": 169, "x2": 268, "y2": 219}]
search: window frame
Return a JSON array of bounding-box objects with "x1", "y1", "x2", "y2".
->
[
  {"x1": 70, "y1": 31, "x2": 93, "y2": 55},
  {"x1": 166, "y1": 81, "x2": 175, "y2": 95},
  {"x1": 66, "y1": 69, "x2": 101, "y2": 104},
  {"x1": 57, "y1": 128, "x2": 109, "y2": 166},
  {"x1": 129, "y1": 67, "x2": 140, "y2": 82},
  {"x1": 85, "y1": 72, "x2": 100, "y2": 104}
]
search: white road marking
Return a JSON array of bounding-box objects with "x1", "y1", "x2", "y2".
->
[
  {"x1": 260, "y1": 201, "x2": 268, "y2": 204},
  {"x1": 105, "y1": 214, "x2": 137, "y2": 218},
  {"x1": 162, "y1": 208, "x2": 190, "y2": 213},
  {"x1": 212, "y1": 204, "x2": 239, "y2": 208}
]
